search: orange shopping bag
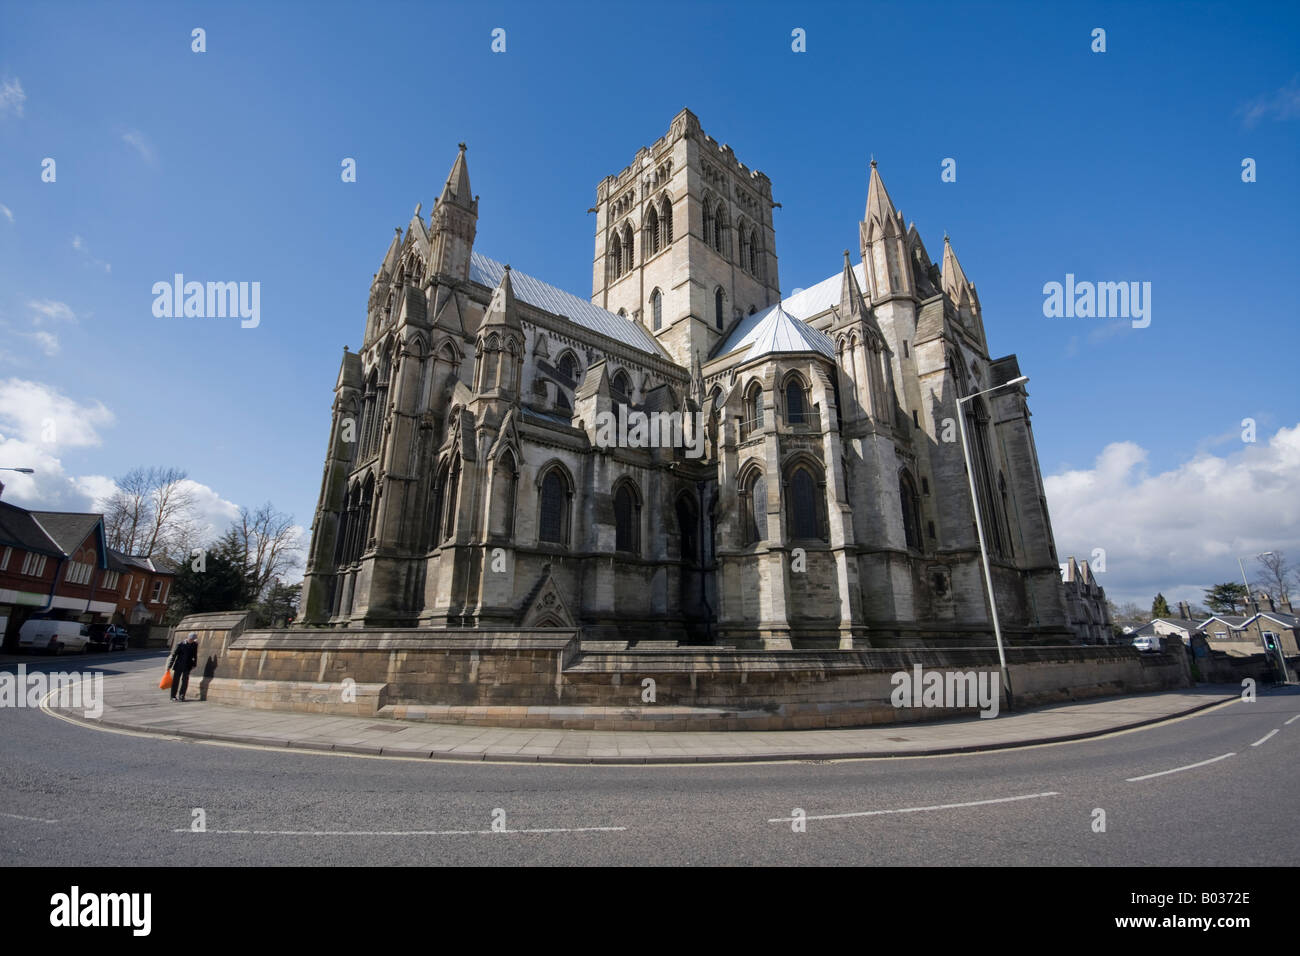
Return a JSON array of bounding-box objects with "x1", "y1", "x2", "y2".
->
[{"x1": 160, "y1": 669, "x2": 173, "y2": 690}]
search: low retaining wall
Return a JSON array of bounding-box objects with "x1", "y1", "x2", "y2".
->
[{"x1": 173, "y1": 616, "x2": 1193, "y2": 730}]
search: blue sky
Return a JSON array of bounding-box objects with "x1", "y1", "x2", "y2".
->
[{"x1": 1, "y1": 0, "x2": 1297, "y2": 606}]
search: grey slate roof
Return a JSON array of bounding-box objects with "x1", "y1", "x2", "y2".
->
[
  {"x1": 715, "y1": 301, "x2": 836, "y2": 361},
  {"x1": 0, "y1": 501, "x2": 62, "y2": 556},
  {"x1": 469, "y1": 253, "x2": 662, "y2": 356},
  {"x1": 714, "y1": 263, "x2": 864, "y2": 359},
  {"x1": 29, "y1": 511, "x2": 102, "y2": 555}
]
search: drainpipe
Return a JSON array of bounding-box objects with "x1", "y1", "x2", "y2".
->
[{"x1": 35, "y1": 555, "x2": 67, "y2": 615}]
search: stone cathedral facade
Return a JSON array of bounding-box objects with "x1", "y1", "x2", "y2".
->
[{"x1": 298, "y1": 108, "x2": 1072, "y2": 649}]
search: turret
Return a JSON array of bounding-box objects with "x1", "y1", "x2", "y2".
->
[
  {"x1": 473, "y1": 266, "x2": 524, "y2": 400},
  {"x1": 859, "y1": 161, "x2": 912, "y2": 302},
  {"x1": 428, "y1": 143, "x2": 478, "y2": 282}
]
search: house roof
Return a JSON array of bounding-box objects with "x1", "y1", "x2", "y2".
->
[
  {"x1": 1246, "y1": 610, "x2": 1298, "y2": 629},
  {"x1": 29, "y1": 511, "x2": 102, "y2": 556},
  {"x1": 714, "y1": 301, "x2": 837, "y2": 361},
  {"x1": 1201, "y1": 615, "x2": 1249, "y2": 629},
  {"x1": 0, "y1": 501, "x2": 62, "y2": 556},
  {"x1": 1132, "y1": 618, "x2": 1203, "y2": 636},
  {"x1": 469, "y1": 253, "x2": 664, "y2": 357}
]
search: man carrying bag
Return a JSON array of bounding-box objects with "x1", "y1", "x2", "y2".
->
[{"x1": 166, "y1": 632, "x2": 200, "y2": 702}]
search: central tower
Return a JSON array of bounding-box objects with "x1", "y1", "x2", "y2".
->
[{"x1": 592, "y1": 108, "x2": 781, "y2": 368}]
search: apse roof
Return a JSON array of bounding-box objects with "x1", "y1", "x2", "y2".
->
[
  {"x1": 714, "y1": 301, "x2": 836, "y2": 361},
  {"x1": 714, "y1": 262, "x2": 864, "y2": 360}
]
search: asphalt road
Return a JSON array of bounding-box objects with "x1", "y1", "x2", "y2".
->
[{"x1": 2, "y1": 653, "x2": 1296, "y2": 866}]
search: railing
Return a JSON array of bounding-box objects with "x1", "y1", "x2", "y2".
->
[
  {"x1": 786, "y1": 408, "x2": 820, "y2": 430},
  {"x1": 738, "y1": 416, "x2": 763, "y2": 440}
]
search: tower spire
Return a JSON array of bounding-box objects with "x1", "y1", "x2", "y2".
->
[
  {"x1": 839, "y1": 249, "x2": 866, "y2": 320},
  {"x1": 440, "y1": 142, "x2": 474, "y2": 209},
  {"x1": 429, "y1": 143, "x2": 478, "y2": 282}
]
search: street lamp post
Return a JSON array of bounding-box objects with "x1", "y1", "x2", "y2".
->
[
  {"x1": 1237, "y1": 551, "x2": 1271, "y2": 616},
  {"x1": 956, "y1": 375, "x2": 1028, "y2": 712},
  {"x1": 1238, "y1": 551, "x2": 1288, "y2": 682}
]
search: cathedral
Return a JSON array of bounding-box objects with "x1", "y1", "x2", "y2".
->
[{"x1": 298, "y1": 108, "x2": 1073, "y2": 649}]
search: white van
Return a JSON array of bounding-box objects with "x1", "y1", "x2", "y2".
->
[{"x1": 18, "y1": 619, "x2": 90, "y2": 654}]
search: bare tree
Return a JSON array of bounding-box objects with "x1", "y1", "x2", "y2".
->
[
  {"x1": 102, "y1": 466, "x2": 198, "y2": 561},
  {"x1": 230, "y1": 503, "x2": 302, "y2": 603},
  {"x1": 1253, "y1": 550, "x2": 1296, "y2": 604}
]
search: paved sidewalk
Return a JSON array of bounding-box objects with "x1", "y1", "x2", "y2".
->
[{"x1": 42, "y1": 660, "x2": 1239, "y2": 764}]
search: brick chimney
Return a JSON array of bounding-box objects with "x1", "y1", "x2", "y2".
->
[
  {"x1": 1258, "y1": 591, "x2": 1276, "y2": 614},
  {"x1": 1178, "y1": 601, "x2": 1191, "y2": 620},
  {"x1": 1280, "y1": 594, "x2": 1294, "y2": 615}
]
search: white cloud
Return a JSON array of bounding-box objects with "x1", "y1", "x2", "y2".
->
[
  {"x1": 120, "y1": 129, "x2": 156, "y2": 164},
  {"x1": 0, "y1": 378, "x2": 114, "y2": 450},
  {"x1": 0, "y1": 203, "x2": 13, "y2": 223},
  {"x1": 24, "y1": 330, "x2": 59, "y2": 356},
  {"x1": 71, "y1": 235, "x2": 111, "y2": 273},
  {"x1": 1239, "y1": 74, "x2": 1300, "y2": 128},
  {"x1": 0, "y1": 77, "x2": 25, "y2": 119},
  {"x1": 27, "y1": 299, "x2": 77, "y2": 324},
  {"x1": 1046, "y1": 424, "x2": 1300, "y2": 608}
]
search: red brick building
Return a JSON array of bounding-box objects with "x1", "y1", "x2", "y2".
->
[{"x1": 0, "y1": 497, "x2": 176, "y2": 650}]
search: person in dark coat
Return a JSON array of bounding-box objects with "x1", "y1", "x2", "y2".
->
[{"x1": 168, "y1": 633, "x2": 199, "y2": 701}]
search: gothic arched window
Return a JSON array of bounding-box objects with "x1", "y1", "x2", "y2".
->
[
  {"x1": 739, "y1": 228, "x2": 751, "y2": 273},
  {"x1": 609, "y1": 230, "x2": 624, "y2": 280},
  {"x1": 613, "y1": 481, "x2": 640, "y2": 554},
  {"x1": 785, "y1": 375, "x2": 808, "y2": 425},
  {"x1": 611, "y1": 369, "x2": 631, "y2": 400},
  {"x1": 557, "y1": 351, "x2": 577, "y2": 383},
  {"x1": 441, "y1": 458, "x2": 459, "y2": 542},
  {"x1": 478, "y1": 334, "x2": 500, "y2": 391},
  {"x1": 646, "y1": 205, "x2": 661, "y2": 257},
  {"x1": 743, "y1": 381, "x2": 764, "y2": 438},
  {"x1": 899, "y1": 469, "x2": 922, "y2": 551},
  {"x1": 741, "y1": 468, "x2": 767, "y2": 545},
  {"x1": 786, "y1": 462, "x2": 826, "y2": 541},
  {"x1": 676, "y1": 494, "x2": 699, "y2": 565},
  {"x1": 714, "y1": 287, "x2": 725, "y2": 330},
  {"x1": 660, "y1": 196, "x2": 673, "y2": 246},
  {"x1": 703, "y1": 201, "x2": 715, "y2": 248},
  {"x1": 492, "y1": 451, "x2": 518, "y2": 538},
  {"x1": 964, "y1": 396, "x2": 1004, "y2": 557},
  {"x1": 651, "y1": 289, "x2": 663, "y2": 331},
  {"x1": 538, "y1": 465, "x2": 572, "y2": 546},
  {"x1": 713, "y1": 202, "x2": 727, "y2": 254},
  {"x1": 748, "y1": 228, "x2": 760, "y2": 275},
  {"x1": 622, "y1": 223, "x2": 634, "y2": 273}
]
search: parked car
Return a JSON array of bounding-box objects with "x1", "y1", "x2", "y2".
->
[
  {"x1": 18, "y1": 619, "x2": 91, "y2": 654},
  {"x1": 1131, "y1": 636, "x2": 1156, "y2": 652},
  {"x1": 86, "y1": 624, "x2": 130, "y2": 652}
]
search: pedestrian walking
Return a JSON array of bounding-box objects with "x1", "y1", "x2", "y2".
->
[{"x1": 168, "y1": 632, "x2": 200, "y2": 701}]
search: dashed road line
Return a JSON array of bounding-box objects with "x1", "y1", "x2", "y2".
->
[
  {"x1": 1250, "y1": 729, "x2": 1279, "y2": 747},
  {"x1": 767, "y1": 791, "x2": 1059, "y2": 823},
  {"x1": 171, "y1": 826, "x2": 627, "y2": 836},
  {"x1": 1126, "y1": 752, "x2": 1235, "y2": 782},
  {"x1": 0, "y1": 811, "x2": 61, "y2": 824},
  {"x1": 1285, "y1": 715, "x2": 1299, "y2": 726}
]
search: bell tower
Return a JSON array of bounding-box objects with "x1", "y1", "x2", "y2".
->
[{"x1": 592, "y1": 109, "x2": 781, "y2": 368}]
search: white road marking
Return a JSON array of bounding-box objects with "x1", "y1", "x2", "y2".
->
[
  {"x1": 767, "y1": 791, "x2": 1059, "y2": 823},
  {"x1": 1285, "y1": 715, "x2": 1300, "y2": 726},
  {"x1": 172, "y1": 826, "x2": 626, "y2": 836},
  {"x1": 0, "y1": 811, "x2": 60, "y2": 824},
  {"x1": 1251, "y1": 729, "x2": 1279, "y2": 747},
  {"x1": 1126, "y1": 752, "x2": 1235, "y2": 782}
]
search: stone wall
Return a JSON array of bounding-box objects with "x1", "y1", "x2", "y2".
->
[{"x1": 178, "y1": 615, "x2": 1192, "y2": 731}]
